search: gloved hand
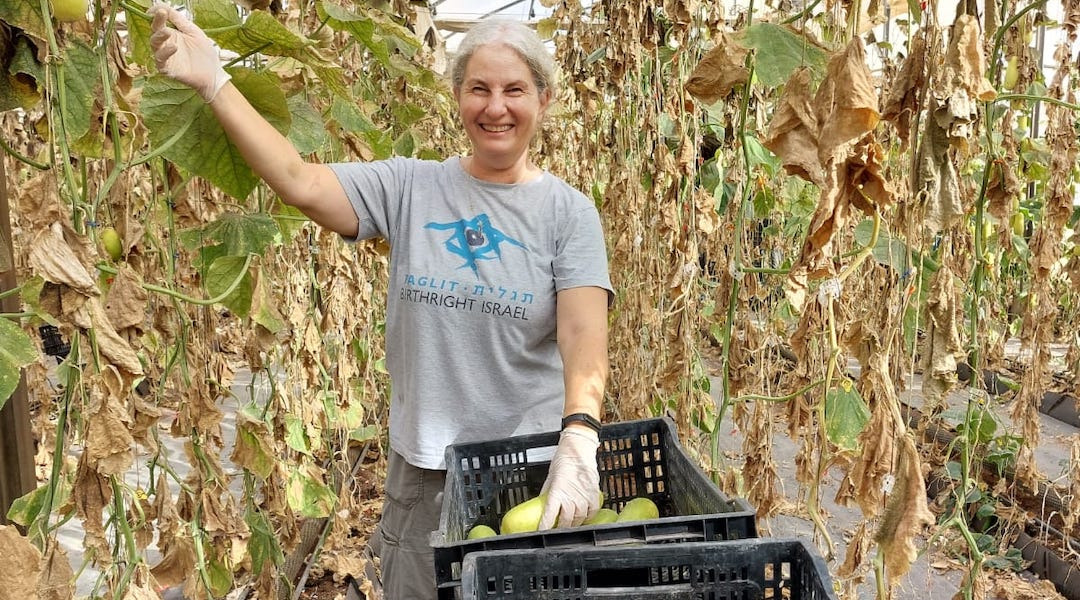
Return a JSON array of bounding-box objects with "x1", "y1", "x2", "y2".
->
[
  {"x1": 149, "y1": 2, "x2": 231, "y2": 102},
  {"x1": 538, "y1": 427, "x2": 601, "y2": 529}
]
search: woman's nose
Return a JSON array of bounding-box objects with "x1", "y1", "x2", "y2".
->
[{"x1": 484, "y1": 92, "x2": 508, "y2": 115}]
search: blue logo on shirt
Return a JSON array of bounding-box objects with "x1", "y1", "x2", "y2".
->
[{"x1": 425, "y1": 213, "x2": 526, "y2": 275}]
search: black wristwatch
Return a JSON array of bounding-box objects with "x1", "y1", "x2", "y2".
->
[{"x1": 561, "y1": 412, "x2": 602, "y2": 433}]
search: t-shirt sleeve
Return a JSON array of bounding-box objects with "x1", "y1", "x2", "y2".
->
[
  {"x1": 553, "y1": 203, "x2": 614, "y2": 302},
  {"x1": 327, "y1": 158, "x2": 409, "y2": 243}
]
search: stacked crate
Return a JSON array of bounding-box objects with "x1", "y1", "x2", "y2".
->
[{"x1": 431, "y1": 417, "x2": 836, "y2": 599}]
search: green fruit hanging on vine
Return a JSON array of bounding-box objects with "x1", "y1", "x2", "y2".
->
[
  {"x1": 1003, "y1": 55, "x2": 1019, "y2": 90},
  {"x1": 101, "y1": 227, "x2": 123, "y2": 261},
  {"x1": 51, "y1": 0, "x2": 89, "y2": 22}
]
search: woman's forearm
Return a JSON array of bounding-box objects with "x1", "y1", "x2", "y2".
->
[
  {"x1": 207, "y1": 83, "x2": 358, "y2": 236},
  {"x1": 557, "y1": 287, "x2": 609, "y2": 423}
]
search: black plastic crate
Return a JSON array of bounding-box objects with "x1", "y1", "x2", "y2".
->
[
  {"x1": 461, "y1": 538, "x2": 837, "y2": 600},
  {"x1": 431, "y1": 417, "x2": 758, "y2": 599}
]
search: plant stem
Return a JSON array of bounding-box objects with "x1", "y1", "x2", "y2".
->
[
  {"x1": 41, "y1": 338, "x2": 80, "y2": 541},
  {"x1": 0, "y1": 135, "x2": 50, "y2": 170},
  {"x1": 732, "y1": 378, "x2": 826, "y2": 403},
  {"x1": 995, "y1": 93, "x2": 1080, "y2": 111}
]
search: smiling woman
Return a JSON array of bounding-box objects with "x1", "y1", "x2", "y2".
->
[{"x1": 150, "y1": 8, "x2": 612, "y2": 599}]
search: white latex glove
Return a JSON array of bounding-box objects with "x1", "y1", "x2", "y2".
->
[
  {"x1": 149, "y1": 3, "x2": 231, "y2": 102},
  {"x1": 538, "y1": 427, "x2": 601, "y2": 530}
]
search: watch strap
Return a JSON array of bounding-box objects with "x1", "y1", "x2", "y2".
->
[{"x1": 561, "y1": 412, "x2": 602, "y2": 433}]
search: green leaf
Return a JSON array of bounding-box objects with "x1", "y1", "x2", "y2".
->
[
  {"x1": 7, "y1": 479, "x2": 69, "y2": 529},
  {"x1": 331, "y1": 96, "x2": 378, "y2": 134},
  {"x1": 0, "y1": 34, "x2": 44, "y2": 112},
  {"x1": 743, "y1": 136, "x2": 781, "y2": 176},
  {"x1": 957, "y1": 407, "x2": 998, "y2": 445},
  {"x1": 251, "y1": 282, "x2": 286, "y2": 335},
  {"x1": 60, "y1": 40, "x2": 100, "y2": 143},
  {"x1": 824, "y1": 379, "x2": 870, "y2": 451},
  {"x1": 193, "y1": 0, "x2": 349, "y2": 97},
  {"x1": 945, "y1": 461, "x2": 963, "y2": 480},
  {"x1": 854, "y1": 219, "x2": 938, "y2": 274},
  {"x1": 245, "y1": 508, "x2": 283, "y2": 576},
  {"x1": 391, "y1": 102, "x2": 427, "y2": 128},
  {"x1": 393, "y1": 129, "x2": 416, "y2": 157},
  {"x1": 232, "y1": 409, "x2": 275, "y2": 479},
  {"x1": 286, "y1": 465, "x2": 336, "y2": 518},
  {"x1": 181, "y1": 213, "x2": 281, "y2": 257},
  {"x1": 284, "y1": 414, "x2": 310, "y2": 454},
  {"x1": 141, "y1": 69, "x2": 290, "y2": 199},
  {"x1": 18, "y1": 276, "x2": 59, "y2": 326},
  {"x1": 287, "y1": 94, "x2": 330, "y2": 156},
  {"x1": 364, "y1": 130, "x2": 395, "y2": 160},
  {"x1": 536, "y1": 17, "x2": 557, "y2": 40},
  {"x1": 319, "y1": 0, "x2": 420, "y2": 68},
  {"x1": 205, "y1": 256, "x2": 253, "y2": 317},
  {"x1": 272, "y1": 198, "x2": 310, "y2": 240},
  {"x1": 906, "y1": 0, "x2": 923, "y2": 23},
  {"x1": 975, "y1": 502, "x2": 996, "y2": 519},
  {"x1": 0, "y1": 0, "x2": 48, "y2": 45},
  {"x1": 737, "y1": 23, "x2": 828, "y2": 88},
  {"x1": 206, "y1": 555, "x2": 233, "y2": 598},
  {"x1": 193, "y1": 244, "x2": 228, "y2": 279},
  {"x1": 124, "y1": 0, "x2": 155, "y2": 68},
  {"x1": 349, "y1": 425, "x2": 378, "y2": 442},
  {"x1": 0, "y1": 318, "x2": 37, "y2": 410}
]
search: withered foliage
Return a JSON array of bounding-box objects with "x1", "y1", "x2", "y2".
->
[
  {"x1": 873, "y1": 435, "x2": 936, "y2": 586},
  {"x1": 3, "y1": 0, "x2": 1080, "y2": 598}
]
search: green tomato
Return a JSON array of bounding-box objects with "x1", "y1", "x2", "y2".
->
[
  {"x1": 51, "y1": 0, "x2": 89, "y2": 22},
  {"x1": 101, "y1": 227, "x2": 123, "y2": 261},
  {"x1": 466, "y1": 525, "x2": 497, "y2": 539}
]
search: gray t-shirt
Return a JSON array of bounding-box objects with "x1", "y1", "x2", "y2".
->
[{"x1": 329, "y1": 157, "x2": 612, "y2": 469}]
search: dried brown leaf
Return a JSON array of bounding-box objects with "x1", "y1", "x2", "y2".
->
[
  {"x1": 915, "y1": 96, "x2": 964, "y2": 232},
  {"x1": 815, "y1": 38, "x2": 880, "y2": 165},
  {"x1": 837, "y1": 523, "x2": 871, "y2": 579},
  {"x1": 28, "y1": 223, "x2": 99, "y2": 296},
  {"x1": 882, "y1": 32, "x2": 928, "y2": 148},
  {"x1": 73, "y1": 298, "x2": 144, "y2": 375},
  {"x1": 684, "y1": 32, "x2": 750, "y2": 105},
  {"x1": 741, "y1": 400, "x2": 781, "y2": 517},
  {"x1": 0, "y1": 526, "x2": 43, "y2": 600},
  {"x1": 1066, "y1": 434, "x2": 1080, "y2": 532},
  {"x1": 989, "y1": 571, "x2": 1067, "y2": 600},
  {"x1": 72, "y1": 453, "x2": 112, "y2": 561},
  {"x1": 842, "y1": 374, "x2": 898, "y2": 516},
  {"x1": 104, "y1": 266, "x2": 149, "y2": 332},
  {"x1": 84, "y1": 367, "x2": 136, "y2": 475},
  {"x1": 985, "y1": 154, "x2": 1021, "y2": 222},
  {"x1": 841, "y1": 134, "x2": 894, "y2": 214},
  {"x1": 921, "y1": 268, "x2": 964, "y2": 404},
  {"x1": 37, "y1": 543, "x2": 75, "y2": 600},
  {"x1": 150, "y1": 536, "x2": 196, "y2": 590},
  {"x1": 874, "y1": 435, "x2": 934, "y2": 586},
  {"x1": 16, "y1": 172, "x2": 66, "y2": 224},
  {"x1": 763, "y1": 68, "x2": 822, "y2": 185},
  {"x1": 945, "y1": 15, "x2": 996, "y2": 103},
  {"x1": 153, "y1": 473, "x2": 183, "y2": 538}
]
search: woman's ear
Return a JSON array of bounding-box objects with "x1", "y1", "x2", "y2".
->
[{"x1": 539, "y1": 88, "x2": 553, "y2": 115}]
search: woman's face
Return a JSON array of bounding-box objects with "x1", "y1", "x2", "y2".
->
[{"x1": 455, "y1": 43, "x2": 551, "y2": 174}]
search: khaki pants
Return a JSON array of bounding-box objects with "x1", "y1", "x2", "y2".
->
[{"x1": 369, "y1": 450, "x2": 445, "y2": 600}]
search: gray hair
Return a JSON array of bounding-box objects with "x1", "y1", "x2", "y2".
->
[{"x1": 449, "y1": 19, "x2": 556, "y2": 96}]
